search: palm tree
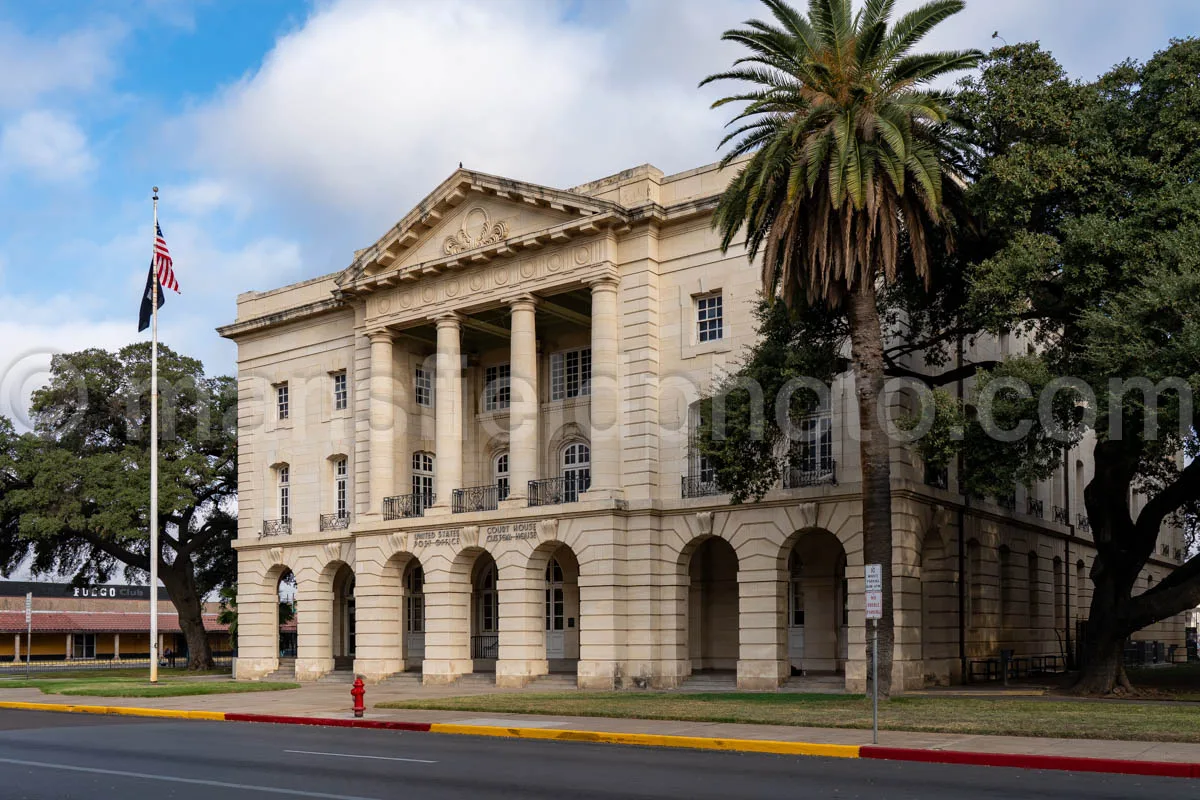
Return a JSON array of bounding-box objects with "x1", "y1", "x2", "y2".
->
[{"x1": 703, "y1": 0, "x2": 979, "y2": 695}]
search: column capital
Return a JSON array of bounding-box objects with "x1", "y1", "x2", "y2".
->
[
  {"x1": 434, "y1": 311, "x2": 462, "y2": 329},
  {"x1": 504, "y1": 293, "x2": 540, "y2": 311},
  {"x1": 586, "y1": 273, "x2": 620, "y2": 292},
  {"x1": 366, "y1": 328, "x2": 394, "y2": 344}
]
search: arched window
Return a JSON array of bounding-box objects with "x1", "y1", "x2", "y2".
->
[
  {"x1": 561, "y1": 442, "x2": 591, "y2": 502},
  {"x1": 334, "y1": 457, "x2": 348, "y2": 519},
  {"x1": 405, "y1": 564, "x2": 424, "y2": 634},
  {"x1": 478, "y1": 563, "x2": 498, "y2": 633},
  {"x1": 545, "y1": 558, "x2": 564, "y2": 631},
  {"x1": 412, "y1": 452, "x2": 435, "y2": 512},
  {"x1": 278, "y1": 465, "x2": 290, "y2": 521},
  {"x1": 494, "y1": 452, "x2": 510, "y2": 501}
]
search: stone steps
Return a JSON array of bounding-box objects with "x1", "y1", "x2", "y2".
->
[
  {"x1": 530, "y1": 673, "x2": 578, "y2": 690},
  {"x1": 679, "y1": 673, "x2": 738, "y2": 693},
  {"x1": 263, "y1": 658, "x2": 296, "y2": 682},
  {"x1": 317, "y1": 670, "x2": 357, "y2": 684}
]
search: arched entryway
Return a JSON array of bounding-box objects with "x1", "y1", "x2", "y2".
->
[
  {"x1": 782, "y1": 530, "x2": 847, "y2": 675},
  {"x1": 542, "y1": 545, "x2": 580, "y2": 672},
  {"x1": 687, "y1": 537, "x2": 739, "y2": 673},
  {"x1": 331, "y1": 564, "x2": 355, "y2": 672},
  {"x1": 402, "y1": 558, "x2": 425, "y2": 670},
  {"x1": 470, "y1": 551, "x2": 499, "y2": 670},
  {"x1": 276, "y1": 568, "x2": 297, "y2": 659},
  {"x1": 919, "y1": 530, "x2": 956, "y2": 685}
]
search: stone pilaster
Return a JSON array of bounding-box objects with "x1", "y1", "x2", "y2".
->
[
  {"x1": 420, "y1": 556, "x2": 472, "y2": 684},
  {"x1": 495, "y1": 550, "x2": 548, "y2": 686},
  {"x1": 368, "y1": 330, "x2": 395, "y2": 515},
  {"x1": 583, "y1": 275, "x2": 621, "y2": 500},
  {"x1": 736, "y1": 550, "x2": 788, "y2": 690},
  {"x1": 351, "y1": 559, "x2": 402, "y2": 683},
  {"x1": 506, "y1": 296, "x2": 538, "y2": 504},
  {"x1": 294, "y1": 572, "x2": 333, "y2": 682},
  {"x1": 431, "y1": 314, "x2": 462, "y2": 513}
]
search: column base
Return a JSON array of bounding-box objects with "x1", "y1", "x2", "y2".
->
[
  {"x1": 495, "y1": 658, "x2": 549, "y2": 687},
  {"x1": 421, "y1": 658, "x2": 473, "y2": 685},
  {"x1": 577, "y1": 660, "x2": 624, "y2": 689},
  {"x1": 736, "y1": 659, "x2": 788, "y2": 690},
  {"x1": 354, "y1": 658, "x2": 402, "y2": 684},
  {"x1": 234, "y1": 657, "x2": 277, "y2": 681},
  {"x1": 294, "y1": 658, "x2": 334, "y2": 682}
]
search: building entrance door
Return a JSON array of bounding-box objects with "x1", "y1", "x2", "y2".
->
[
  {"x1": 546, "y1": 558, "x2": 565, "y2": 659},
  {"x1": 788, "y1": 554, "x2": 805, "y2": 670}
]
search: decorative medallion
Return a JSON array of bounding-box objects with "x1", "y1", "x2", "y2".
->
[
  {"x1": 422, "y1": 286, "x2": 436, "y2": 303},
  {"x1": 400, "y1": 290, "x2": 413, "y2": 309},
  {"x1": 444, "y1": 207, "x2": 509, "y2": 255},
  {"x1": 493, "y1": 267, "x2": 510, "y2": 286},
  {"x1": 377, "y1": 295, "x2": 392, "y2": 314},
  {"x1": 469, "y1": 272, "x2": 485, "y2": 292},
  {"x1": 520, "y1": 260, "x2": 535, "y2": 279},
  {"x1": 573, "y1": 245, "x2": 590, "y2": 265},
  {"x1": 445, "y1": 279, "x2": 461, "y2": 298},
  {"x1": 547, "y1": 253, "x2": 563, "y2": 273}
]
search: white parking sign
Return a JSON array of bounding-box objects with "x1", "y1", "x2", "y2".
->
[{"x1": 865, "y1": 564, "x2": 882, "y2": 593}]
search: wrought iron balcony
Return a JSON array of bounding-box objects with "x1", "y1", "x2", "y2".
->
[
  {"x1": 783, "y1": 460, "x2": 837, "y2": 489},
  {"x1": 924, "y1": 464, "x2": 949, "y2": 490},
  {"x1": 997, "y1": 492, "x2": 1017, "y2": 512},
  {"x1": 528, "y1": 475, "x2": 590, "y2": 507},
  {"x1": 681, "y1": 473, "x2": 722, "y2": 499},
  {"x1": 471, "y1": 633, "x2": 498, "y2": 659},
  {"x1": 1026, "y1": 498, "x2": 1044, "y2": 518},
  {"x1": 1053, "y1": 505, "x2": 1070, "y2": 525},
  {"x1": 261, "y1": 518, "x2": 291, "y2": 538},
  {"x1": 452, "y1": 485, "x2": 499, "y2": 513},
  {"x1": 319, "y1": 513, "x2": 351, "y2": 531},
  {"x1": 1076, "y1": 513, "x2": 1091, "y2": 532},
  {"x1": 383, "y1": 492, "x2": 435, "y2": 520}
]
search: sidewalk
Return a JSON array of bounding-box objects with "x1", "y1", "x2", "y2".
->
[{"x1": 0, "y1": 682, "x2": 1197, "y2": 767}]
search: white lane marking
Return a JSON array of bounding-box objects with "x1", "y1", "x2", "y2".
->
[
  {"x1": 284, "y1": 749, "x2": 437, "y2": 764},
  {"x1": 0, "y1": 756, "x2": 380, "y2": 800}
]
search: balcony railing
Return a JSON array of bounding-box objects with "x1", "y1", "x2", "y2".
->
[
  {"x1": 1076, "y1": 513, "x2": 1092, "y2": 533},
  {"x1": 1053, "y1": 505, "x2": 1069, "y2": 525},
  {"x1": 383, "y1": 493, "x2": 435, "y2": 521},
  {"x1": 471, "y1": 633, "x2": 499, "y2": 659},
  {"x1": 783, "y1": 460, "x2": 837, "y2": 489},
  {"x1": 261, "y1": 518, "x2": 291, "y2": 538},
  {"x1": 1027, "y1": 498, "x2": 1044, "y2": 519},
  {"x1": 924, "y1": 464, "x2": 949, "y2": 490},
  {"x1": 997, "y1": 492, "x2": 1017, "y2": 512},
  {"x1": 319, "y1": 513, "x2": 351, "y2": 531},
  {"x1": 528, "y1": 474, "x2": 590, "y2": 507},
  {"x1": 681, "y1": 473, "x2": 722, "y2": 499},
  {"x1": 452, "y1": 485, "x2": 499, "y2": 513}
]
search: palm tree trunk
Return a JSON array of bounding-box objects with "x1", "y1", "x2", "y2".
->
[{"x1": 845, "y1": 280, "x2": 895, "y2": 697}]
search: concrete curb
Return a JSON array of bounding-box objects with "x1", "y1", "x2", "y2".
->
[{"x1": 3, "y1": 700, "x2": 1197, "y2": 778}]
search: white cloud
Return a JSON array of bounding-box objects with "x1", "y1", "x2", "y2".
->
[
  {"x1": 0, "y1": 22, "x2": 122, "y2": 110},
  {"x1": 0, "y1": 110, "x2": 96, "y2": 181}
]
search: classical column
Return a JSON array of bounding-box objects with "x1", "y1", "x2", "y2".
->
[
  {"x1": 506, "y1": 296, "x2": 539, "y2": 503},
  {"x1": 368, "y1": 331, "x2": 395, "y2": 514},
  {"x1": 585, "y1": 275, "x2": 621, "y2": 498},
  {"x1": 432, "y1": 314, "x2": 463, "y2": 510}
]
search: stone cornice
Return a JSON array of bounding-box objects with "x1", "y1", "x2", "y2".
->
[{"x1": 216, "y1": 296, "x2": 348, "y2": 342}]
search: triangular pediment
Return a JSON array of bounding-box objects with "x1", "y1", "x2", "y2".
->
[{"x1": 336, "y1": 169, "x2": 627, "y2": 287}]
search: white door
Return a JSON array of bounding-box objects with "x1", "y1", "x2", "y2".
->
[
  {"x1": 546, "y1": 559, "x2": 565, "y2": 659},
  {"x1": 787, "y1": 564, "x2": 805, "y2": 670}
]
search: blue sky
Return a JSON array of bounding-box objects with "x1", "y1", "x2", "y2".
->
[{"x1": 0, "y1": 0, "x2": 1197, "y2": 429}]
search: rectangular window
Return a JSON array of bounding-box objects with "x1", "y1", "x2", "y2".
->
[
  {"x1": 697, "y1": 293, "x2": 724, "y2": 343},
  {"x1": 332, "y1": 372, "x2": 348, "y2": 411},
  {"x1": 484, "y1": 363, "x2": 511, "y2": 412},
  {"x1": 549, "y1": 348, "x2": 591, "y2": 401},
  {"x1": 72, "y1": 633, "x2": 96, "y2": 660},
  {"x1": 279, "y1": 466, "x2": 290, "y2": 521},
  {"x1": 276, "y1": 383, "x2": 289, "y2": 420},
  {"x1": 415, "y1": 367, "x2": 433, "y2": 408},
  {"x1": 335, "y1": 458, "x2": 348, "y2": 518}
]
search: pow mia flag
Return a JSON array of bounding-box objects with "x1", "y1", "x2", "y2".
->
[{"x1": 137, "y1": 261, "x2": 164, "y2": 332}]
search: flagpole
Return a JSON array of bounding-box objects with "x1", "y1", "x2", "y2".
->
[{"x1": 150, "y1": 187, "x2": 160, "y2": 684}]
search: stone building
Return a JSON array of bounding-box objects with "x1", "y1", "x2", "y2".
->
[{"x1": 220, "y1": 160, "x2": 1186, "y2": 691}]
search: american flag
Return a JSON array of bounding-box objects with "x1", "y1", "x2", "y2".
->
[{"x1": 155, "y1": 223, "x2": 179, "y2": 293}]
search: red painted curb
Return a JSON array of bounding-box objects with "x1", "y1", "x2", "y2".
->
[
  {"x1": 224, "y1": 713, "x2": 432, "y2": 733},
  {"x1": 860, "y1": 746, "x2": 1199, "y2": 779}
]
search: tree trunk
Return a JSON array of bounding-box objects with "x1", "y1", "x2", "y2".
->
[
  {"x1": 160, "y1": 565, "x2": 215, "y2": 671},
  {"x1": 1074, "y1": 613, "x2": 1133, "y2": 695},
  {"x1": 845, "y1": 281, "x2": 896, "y2": 697}
]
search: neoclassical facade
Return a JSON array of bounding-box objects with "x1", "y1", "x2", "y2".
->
[{"x1": 220, "y1": 160, "x2": 1186, "y2": 692}]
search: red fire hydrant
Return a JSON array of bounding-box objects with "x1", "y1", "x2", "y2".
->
[{"x1": 351, "y1": 677, "x2": 366, "y2": 718}]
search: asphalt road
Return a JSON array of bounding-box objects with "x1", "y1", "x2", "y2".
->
[{"x1": 0, "y1": 709, "x2": 1191, "y2": 799}]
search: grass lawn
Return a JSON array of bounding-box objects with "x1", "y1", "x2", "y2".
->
[
  {"x1": 0, "y1": 676, "x2": 298, "y2": 698},
  {"x1": 379, "y1": 691, "x2": 1200, "y2": 743}
]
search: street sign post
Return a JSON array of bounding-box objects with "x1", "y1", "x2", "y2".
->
[
  {"x1": 24, "y1": 593, "x2": 31, "y2": 679},
  {"x1": 864, "y1": 564, "x2": 883, "y2": 744}
]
